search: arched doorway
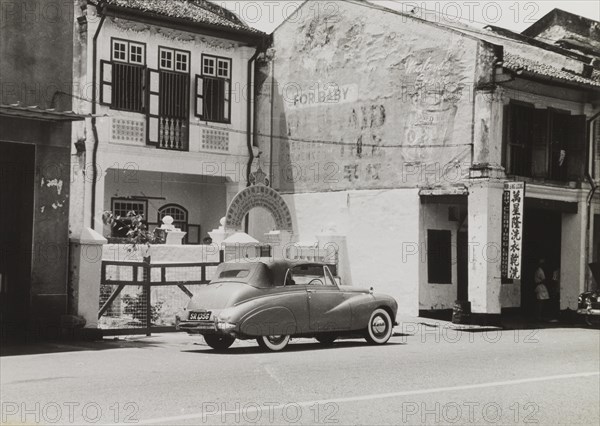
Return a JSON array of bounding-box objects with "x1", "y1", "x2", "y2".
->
[{"x1": 225, "y1": 185, "x2": 293, "y2": 233}]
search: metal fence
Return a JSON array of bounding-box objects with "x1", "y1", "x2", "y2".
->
[{"x1": 98, "y1": 255, "x2": 222, "y2": 336}]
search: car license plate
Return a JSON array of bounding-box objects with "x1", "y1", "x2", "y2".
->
[{"x1": 189, "y1": 311, "x2": 211, "y2": 321}]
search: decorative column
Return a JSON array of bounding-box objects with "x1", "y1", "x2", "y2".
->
[
  {"x1": 69, "y1": 227, "x2": 107, "y2": 329},
  {"x1": 560, "y1": 199, "x2": 588, "y2": 309},
  {"x1": 467, "y1": 180, "x2": 504, "y2": 322}
]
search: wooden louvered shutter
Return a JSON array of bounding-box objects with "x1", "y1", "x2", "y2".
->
[
  {"x1": 100, "y1": 60, "x2": 113, "y2": 106},
  {"x1": 146, "y1": 68, "x2": 160, "y2": 146}
]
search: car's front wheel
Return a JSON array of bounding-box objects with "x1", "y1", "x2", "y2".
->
[
  {"x1": 364, "y1": 308, "x2": 393, "y2": 345},
  {"x1": 257, "y1": 335, "x2": 290, "y2": 351},
  {"x1": 204, "y1": 334, "x2": 235, "y2": 350}
]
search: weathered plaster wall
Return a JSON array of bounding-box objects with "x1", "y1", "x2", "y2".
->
[
  {"x1": 535, "y1": 24, "x2": 600, "y2": 55},
  {"x1": 1, "y1": 117, "x2": 73, "y2": 319},
  {"x1": 257, "y1": 0, "x2": 485, "y2": 194},
  {"x1": 282, "y1": 189, "x2": 421, "y2": 316},
  {"x1": 0, "y1": 0, "x2": 74, "y2": 111}
]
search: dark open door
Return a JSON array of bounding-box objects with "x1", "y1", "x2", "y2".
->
[{"x1": 0, "y1": 142, "x2": 35, "y2": 340}]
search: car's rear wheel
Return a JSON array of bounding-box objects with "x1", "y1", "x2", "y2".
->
[
  {"x1": 257, "y1": 335, "x2": 290, "y2": 351},
  {"x1": 204, "y1": 334, "x2": 235, "y2": 350},
  {"x1": 585, "y1": 315, "x2": 600, "y2": 327},
  {"x1": 364, "y1": 308, "x2": 393, "y2": 345},
  {"x1": 316, "y1": 335, "x2": 336, "y2": 345}
]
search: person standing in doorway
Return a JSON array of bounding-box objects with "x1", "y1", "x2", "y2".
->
[{"x1": 534, "y1": 258, "x2": 550, "y2": 321}]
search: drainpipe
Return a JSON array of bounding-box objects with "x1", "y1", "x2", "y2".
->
[
  {"x1": 246, "y1": 48, "x2": 261, "y2": 186},
  {"x1": 269, "y1": 55, "x2": 275, "y2": 187},
  {"x1": 90, "y1": 8, "x2": 106, "y2": 228},
  {"x1": 585, "y1": 111, "x2": 600, "y2": 210},
  {"x1": 585, "y1": 111, "x2": 600, "y2": 290}
]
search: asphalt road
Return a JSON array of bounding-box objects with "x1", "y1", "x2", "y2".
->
[{"x1": 1, "y1": 323, "x2": 599, "y2": 425}]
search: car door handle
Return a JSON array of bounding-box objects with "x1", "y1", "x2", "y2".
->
[{"x1": 307, "y1": 289, "x2": 314, "y2": 294}]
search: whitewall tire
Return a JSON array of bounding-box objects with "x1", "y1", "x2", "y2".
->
[
  {"x1": 365, "y1": 308, "x2": 393, "y2": 345},
  {"x1": 257, "y1": 335, "x2": 290, "y2": 351}
]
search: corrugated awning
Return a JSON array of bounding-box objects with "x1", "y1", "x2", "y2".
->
[{"x1": 0, "y1": 104, "x2": 85, "y2": 122}]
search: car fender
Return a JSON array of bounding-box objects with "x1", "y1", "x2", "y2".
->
[
  {"x1": 239, "y1": 306, "x2": 298, "y2": 337},
  {"x1": 350, "y1": 294, "x2": 397, "y2": 329}
]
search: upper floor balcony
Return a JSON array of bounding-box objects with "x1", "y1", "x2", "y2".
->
[
  {"x1": 503, "y1": 101, "x2": 588, "y2": 186},
  {"x1": 98, "y1": 39, "x2": 240, "y2": 155}
]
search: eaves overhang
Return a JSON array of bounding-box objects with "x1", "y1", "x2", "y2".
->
[
  {"x1": 0, "y1": 104, "x2": 86, "y2": 122},
  {"x1": 504, "y1": 69, "x2": 600, "y2": 96},
  {"x1": 99, "y1": 3, "x2": 267, "y2": 46}
]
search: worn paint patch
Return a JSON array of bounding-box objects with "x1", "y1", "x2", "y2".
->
[{"x1": 46, "y1": 179, "x2": 63, "y2": 195}]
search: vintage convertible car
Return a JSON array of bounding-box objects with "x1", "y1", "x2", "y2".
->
[
  {"x1": 176, "y1": 258, "x2": 398, "y2": 351},
  {"x1": 577, "y1": 290, "x2": 600, "y2": 326},
  {"x1": 577, "y1": 263, "x2": 600, "y2": 326}
]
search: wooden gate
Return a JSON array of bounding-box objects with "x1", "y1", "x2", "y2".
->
[{"x1": 98, "y1": 255, "x2": 222, "y2": 336}]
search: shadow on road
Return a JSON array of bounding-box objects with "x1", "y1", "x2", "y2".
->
[
  {"x1": 182, "y1": 338, "x2": 407, "y2": 355},
  {"x1": 418, "y1": 309, "x2": 599, "y2": 332},
  {"x1": 0, "y1": 336, "x2": 164, "y2": 357}
]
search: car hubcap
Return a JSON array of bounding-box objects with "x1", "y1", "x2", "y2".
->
[
  {"x1": 267, "y1": 335, "x2": 285, "y2": 344},
  {"x1": 372, "y1": 316, "x2": 387, "y2": 336}
]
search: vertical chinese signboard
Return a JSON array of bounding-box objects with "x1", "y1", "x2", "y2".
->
[{"x1": 501, "y1": 182, "x2": 525, "y2": 279}]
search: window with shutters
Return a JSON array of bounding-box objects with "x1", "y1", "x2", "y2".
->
[
  {"x1": 146, "y1": 47, "x2": 191, "y2": 151},
  {"x1": 503, "y1": 102, "x2": 586, "y2": 182},
  {"x1": 195, "y1": 55, "x2": 231, "y2": 123},
  {"x1": 100, "y1": 39, "x2": 146, "y2": 113}
]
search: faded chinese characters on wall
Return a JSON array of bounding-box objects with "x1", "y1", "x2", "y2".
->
[{"x1": 268, "y1": 0, "x2": 478, "y2": 193}]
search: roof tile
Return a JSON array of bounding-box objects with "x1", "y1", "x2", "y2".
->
[
  {"x1": 503, "y1": 52, "x2": 600, "y2": 88},
  {"x1": 94, "y1": 0, "x2": 264, "y2": 34}
]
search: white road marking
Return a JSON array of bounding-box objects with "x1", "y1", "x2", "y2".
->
[{"x1": 131, "y1": 371, "x2": 599, "y2": 425}]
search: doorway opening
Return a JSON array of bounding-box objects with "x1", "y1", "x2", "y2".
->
[
  {"x1": 0, "y1": 142, "x2": 35, "y2": 339},
  {"x1": 521, "y1": 207, "x2": 562, "y2": 319}
]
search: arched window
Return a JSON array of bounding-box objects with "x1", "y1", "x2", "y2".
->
[{"x1": 158, "y1": 204, "x2": 188, "y2": 233}]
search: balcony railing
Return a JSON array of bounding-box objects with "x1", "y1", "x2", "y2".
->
[{"x1": 158, "y1": 116, "x2": 188, "y2": 151}]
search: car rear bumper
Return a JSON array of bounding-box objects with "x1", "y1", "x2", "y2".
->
[
  {"x1": 176, "y1": 320, "x2": 219, "y2": 334},
  {"x1": 577, "y1": 308, "x2": 600, "y2": 316}
]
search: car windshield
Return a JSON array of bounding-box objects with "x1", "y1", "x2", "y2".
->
[{"x1": 287, "y1": 264, "x2": 328, "y2": 286}]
